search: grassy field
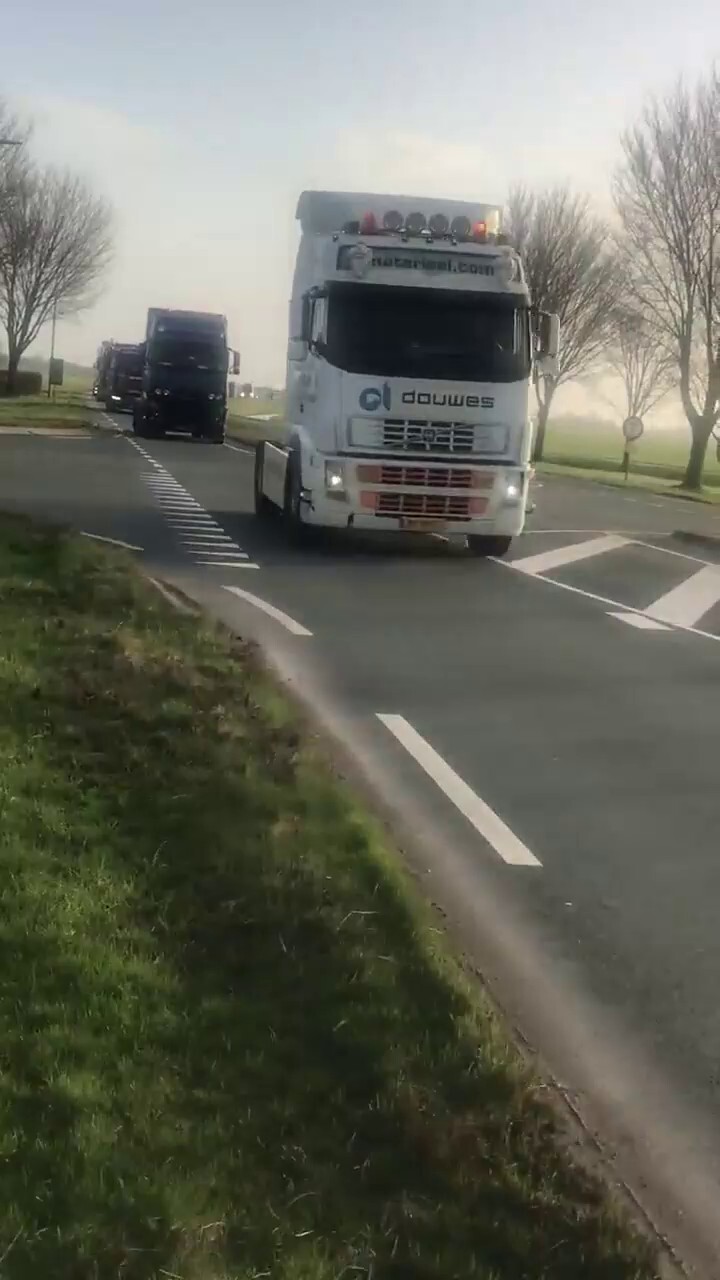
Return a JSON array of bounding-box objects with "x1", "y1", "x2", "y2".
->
[
  {"x1": 227, "y1": 393, "x2": 287, "y2": 446},
  {"x1": 543, "y1": 416, "x2": 720, "y2": 490},
  {"x1": 0, "y1": 513, "x2": 659, "y2": 1280},
  {"x1": 0, "y1": 390, "x2": 97, "y2": 430}
]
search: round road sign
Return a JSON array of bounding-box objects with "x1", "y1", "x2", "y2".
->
[{"x1": 622, "y1": 416, "x2": 644, "y2": 443}]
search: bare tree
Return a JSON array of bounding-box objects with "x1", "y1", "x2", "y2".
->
[
  {"x1": 0, "y1": 164, "x2": 112, "y2": 393},
  {"x1": 506, "y1": 185, "x2": 620, "y2": 461},
  {"x1": 615, "y1": 70, "x2": 720, "y2": 489},
  {"x1": 607, "y1": 306, "x2": 676, "y2": 420}
]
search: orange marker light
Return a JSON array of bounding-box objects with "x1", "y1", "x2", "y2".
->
[{"x1": 359, "y1": 211, "x2": 379, "y2": 235}]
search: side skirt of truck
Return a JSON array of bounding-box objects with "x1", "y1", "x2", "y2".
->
[{"x1": 255, "y1": 440, "x2": 289, "y2": 515}]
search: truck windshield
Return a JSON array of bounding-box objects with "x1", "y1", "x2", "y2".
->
[
  {"x1": 115, "y1": 354, "x2": 143, "y2": 376},
  {"x1": 150, "y1": 337, "x2": 226, "y2": 372},
  {"x1": 325, "y1": 284, "x2": 530, "y2": 383}
]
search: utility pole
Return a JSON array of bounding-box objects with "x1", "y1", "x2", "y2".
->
[{"x1": 47, "y1": 299, "x2": 58, "y2": 398}]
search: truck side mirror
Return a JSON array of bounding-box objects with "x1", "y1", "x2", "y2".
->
[
  {"x1": 231, "y1": 351, "x2": 240, "y2": 376},
  {"x1": 538, "y1": 312, "x2": 560, "y2": 358},
  {"x1": 288, "y1": 338, "x2": 309, "y2": 362},
  {"x1": 536, "y1": 312, "x2": 560, "y2": 378}
]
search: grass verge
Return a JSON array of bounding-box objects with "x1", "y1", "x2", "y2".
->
[
  {"x1": 539, "y1": 460, "x2": 720, "y2": 505},
  {"x1": 0, "y1": 392, "x2": 97, "y2": 431},
  {"x1": 0, "y1": 513, "x2": 659, "y2": 1280},
  {"x1": 226, "y1": 396, "x2": 286, "y2": 447}
]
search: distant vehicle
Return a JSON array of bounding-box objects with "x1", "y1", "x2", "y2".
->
[
  {"x1": 106, "y1": 344, "x2": 143, "y2": 412},
  {"x1": 254, "y1": 190, "x2": 559, "y2": 555},
  {"x1": 132, "y1": 309, "x2": 240, "y2": 443},
  {"x1": 93, "y1": 340, "x2": 114, "y2": 400}
]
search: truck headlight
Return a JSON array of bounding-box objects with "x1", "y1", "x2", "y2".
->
[
  {"x1": 325, "y1": 461, "x2": 346, "y2": 495},
  {"x1": 502, "y1": 477, "x2": 522, "y2": 505}
]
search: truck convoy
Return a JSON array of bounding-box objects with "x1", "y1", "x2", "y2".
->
[
  {"x1": 132, "y1": 308, "x2": 240, "y2": 443},
  {"x1": 254, "y1": 190, "x2": 559, "y2": 555},
  {"x1": 93, "y1": 341, "x2": 143, "y2": 412}
]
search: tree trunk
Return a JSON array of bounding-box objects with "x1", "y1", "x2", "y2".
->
[
  {"x1": 4, "y1": 350, "x2": 20, "y2": 397},
  {"x1": 532, "y1": 399, "x2": 548, "y2": 465},
  {"x1": 682, "y1": 424, "x2": 713, "y2": 491},
  {"x1": 533, "y1": 383, "x2": 556, "y2": 463}
]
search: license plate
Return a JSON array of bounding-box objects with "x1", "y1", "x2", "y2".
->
[{"x1": 399, "y1": 518, "x2": 448, "y2": 533}]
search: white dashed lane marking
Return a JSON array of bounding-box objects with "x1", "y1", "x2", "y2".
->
[
  {"x1": 377, "y1": 714, "x2": 541, "y2": 867},
  {"x1": 128, "y1": 438, "x2": 259, "y2": 569}
]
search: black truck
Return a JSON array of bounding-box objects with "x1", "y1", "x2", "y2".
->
[
  {"x1": 93, "y1": 341, "x2": 144, "y2": 411},
  {"x1": 132, "y1": 308, "x2": 239, "y2": 442},
  {"x1": 93, "y1": 340, "x2": 113, "y2": 400}
]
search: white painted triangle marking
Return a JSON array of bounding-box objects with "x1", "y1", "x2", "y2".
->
[
  {"x1": 644, "y1": 564, "x2": 720, "y2": 627},
  {"x1": 510, "y1": 534, "x2": 631, "y2": 576}
]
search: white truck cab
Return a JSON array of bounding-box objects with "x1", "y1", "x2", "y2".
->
[{"x1": 254, "y1": 189, "x2": 559, "y2": 555}]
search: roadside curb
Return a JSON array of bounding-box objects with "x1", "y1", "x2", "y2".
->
[{"x1": 0, "y1": 425, "x2": 93, "y2": 437}]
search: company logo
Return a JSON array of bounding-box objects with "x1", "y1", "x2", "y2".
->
[
  {"x1": 359, "y1": 382, "x2": 391, "y2": 412},
  {"x1": 401, "y1": 391, "x2": 495, "y2": 409},
  {"x1": 359, "y1": 386, "x2": 495, "y2": 412}
]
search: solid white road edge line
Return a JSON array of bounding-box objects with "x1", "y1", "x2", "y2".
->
[
  {"x1": 607, "y1": 611, "x2": 671, "y2": 632},
  {"x1": 632, "y1": 538, "x2": 720, "y2": 568},
  {"x1": 498, "y1": 559, "x2": 720, "y2": 645},
  {"x1": 80, "y1": 531, "x2": 142, "y2": 552},
  {"x1": 377, "y1": 714, "x2": 541, "y2": 867},
  {"x1": 222, "y1": 585, "x2": 312, "y2": 635}
]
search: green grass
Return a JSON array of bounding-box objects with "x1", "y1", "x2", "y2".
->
[
  {"x1": 539, "y1": 461, "x2": 720, "y2": 504},
  {"x1": 0, "y1": 514, "x2": 659, "y2": 1280},
  {"x1": 542, "y1": 416, "x2": 720, "y2": 501},
  {"x1": 227, "y1": 393, "x2": 287, "y2": 446},
  {"x1": 0, "y1": 391, "x2": 97, "y2": 430}
]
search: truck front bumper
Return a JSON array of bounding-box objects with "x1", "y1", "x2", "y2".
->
[{"x1": 299, "y1": 455, "x2": 529, "y2": 537}]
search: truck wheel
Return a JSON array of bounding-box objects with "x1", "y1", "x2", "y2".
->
[
  {"x1": 467, "y1": 535, "x2": 512, "y2": 558},
  {"x1": 254, "y1": 443, "x2": 276, "y2": 519}
]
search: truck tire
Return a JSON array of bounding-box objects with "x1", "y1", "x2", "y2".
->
[
  {"x1": 467, "y1": 534, "x2": 512, "y2": 558},
  {"x1": 254, "y1": 442, "x2": 276, "y2": 519}
]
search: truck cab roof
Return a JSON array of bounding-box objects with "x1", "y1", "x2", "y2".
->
[{"x1": 296, "y1": 190, "x2": 502, "y2": 236}]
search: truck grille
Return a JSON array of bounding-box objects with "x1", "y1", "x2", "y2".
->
[
  {"x1": 348, "y1": 416, "x2": 508, "y2": 456},
  {"x1": 375, "y1": 493, "x2": 479, "y2": 520},
  {"x1": 383, "y1": 420, "x2": 476, "y2": 454},
  {"x1": 358, "y1": 465, "x2": 472, "y2": 488}
]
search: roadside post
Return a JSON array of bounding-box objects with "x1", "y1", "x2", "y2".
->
[
  {"x1": 48, "y1": 358, "x2": 64, "y2": 396},
  {"x1": 621, "y1": 416, "x2": 644, "y2": 480}
]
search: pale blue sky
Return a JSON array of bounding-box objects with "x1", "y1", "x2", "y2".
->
[{"x1": 4, "y1": 0, "x2": 718, "y2": 385}]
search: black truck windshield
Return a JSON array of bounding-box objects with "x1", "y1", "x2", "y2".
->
[
  {"x1": 325, "y1": 284, "x2": 530, "y2": 383},
  {"x1": 151, "y1": 337, "x2": 226, "y2": 372},
  {"x1": 115, "y1": 353, "x2": 143, "y2": 376}
]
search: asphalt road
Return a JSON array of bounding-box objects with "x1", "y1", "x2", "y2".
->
[{"x1": 4, "y1": 417, "x2": 720, "y2": 1276}]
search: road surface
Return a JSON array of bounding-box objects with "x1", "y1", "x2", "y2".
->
[{"x1": 4, "y1": 416, "x2": 720, "y2": 1276}]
